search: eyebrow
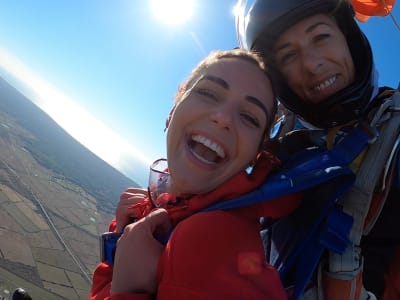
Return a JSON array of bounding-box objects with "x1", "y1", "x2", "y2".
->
[
  {"x1": 305, "y1": 21, "x2": 331, "y2": 33},
  {"x1": 201, "y1": 75, "x2": 270, "y2": 120},
  {"x1": 203, "y1": 75, "x2": 229, "y2": 89},
  {"x1": 275, "y1": 21, "x2": 332, "y2": 52}
]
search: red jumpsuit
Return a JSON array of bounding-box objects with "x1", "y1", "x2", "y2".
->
[{"x1": 90, "y1": 152, "x2": 301, "y2": 299}]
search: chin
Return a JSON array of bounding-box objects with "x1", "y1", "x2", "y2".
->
[{"x1": 190, "y1": 183, "x2": 218, "y2": 195}]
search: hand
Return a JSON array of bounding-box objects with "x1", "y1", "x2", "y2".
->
[
  {"x1": 110, "y1": 208, "x2": 171, "y2": 295},
  {"x1": 116, "y1": 188, "x2": 148, "y2": 232}
]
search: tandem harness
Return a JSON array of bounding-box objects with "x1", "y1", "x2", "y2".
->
[
  {"x1": 204, "y1": 89, "x2": 400, "y2": 300},
  {"x1": 320, "y1": 89, "x2": 400, "y2": 300},
  {"x1": 204, "y1": 127, "x2": 367, "y2": 300}
]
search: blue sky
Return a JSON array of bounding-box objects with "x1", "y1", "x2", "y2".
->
[{"x1": 0, "y1": 1, "x2": 399, "y2": 187}]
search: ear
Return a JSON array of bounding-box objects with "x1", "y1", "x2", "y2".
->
[{"x1": 164, "y1": 106, "x2": 176, "y2": 132}]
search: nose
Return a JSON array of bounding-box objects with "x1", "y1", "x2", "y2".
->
[
  {"x1": 301, "y1": 51, "x2": 323, "y2": 74},
  {"x1": 209, "y1": 106, "x2": 233, "y2": 131}
]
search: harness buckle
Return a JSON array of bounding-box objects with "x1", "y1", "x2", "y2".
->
[
  {"x1": 361, "y1": 99, "x2": 396, "y2": 144},
  {"x1": 370, "y1": 99, "x2": 393, "y2": 128},
  {"x1": 357, "y1": 121, "x2": 379, "y2": 144}
]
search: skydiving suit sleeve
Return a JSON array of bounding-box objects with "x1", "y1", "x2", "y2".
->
[
  {"x1": 89, "y1": 210, "x2": 290, "y2": 300},
  {"x1": 90, "y1": 217, "x2": 153, "y2": 300},
  {"x1": 156, "y1": 210, "x2": 287, "y2": 300},
  {"x1": 90, "y1": 261, "x2": 153, "y2": 300}
]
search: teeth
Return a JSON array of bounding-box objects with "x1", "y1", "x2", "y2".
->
[
  {"x1": 315, "y1": 76, "x2": 336, "y2": 91},
  {"x1": 192, "y1": 135, "x2": 225, "y2": 158}
]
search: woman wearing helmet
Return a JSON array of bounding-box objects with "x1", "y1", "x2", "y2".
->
[
  {"x1": 237, "y1": 0, "x2": 376, "y2": 128},
  {"x1": 236, "y1": 0, "x2": 400, "y2": 299}
]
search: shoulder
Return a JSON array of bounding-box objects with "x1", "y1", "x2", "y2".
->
[
  {"x1": 157, "y1": 211, "x2": 286, "y2": 299},
  {"x1": 168, "y1": 211, "x2": 262, "y2": 257}
]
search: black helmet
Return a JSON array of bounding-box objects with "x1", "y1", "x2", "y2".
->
[{"x1": 236, "y1": 0, "x2": 376, "y2": 128}]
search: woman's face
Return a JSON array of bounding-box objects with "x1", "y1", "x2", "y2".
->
[
  {"x1": 166, "y1": 57, "x2": 274, "y2": 195},
  {"x1": 273, "y1": 14, "x2": 355, "y2": 104}
]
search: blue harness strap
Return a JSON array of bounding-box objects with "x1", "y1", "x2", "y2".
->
[
  {"x1": 266, "y1": 177, "x2": 354, "y2": 300},
  {"x1": 203, "y1": 127, "x2": 369, "y2": 212},
  {"x1": 157, "y1": 128, "x2": 370, "y2": 299},
  {"x1": 201, "y1": 127, "x2": 370, "y2": 300}
]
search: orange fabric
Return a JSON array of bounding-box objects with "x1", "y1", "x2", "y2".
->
[
  {"x1": 322, "y1": 269, "x2": 363, "y2": 300},
  {"x1": 355, "y1": 12, "x2": 371, "y2": 22},
  {"x1": 352, "y1": 0, "x2": 395, "y2": 22}
]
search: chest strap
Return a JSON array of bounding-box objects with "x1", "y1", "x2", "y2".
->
[{"x1": 324, "y1": 90, "x2": 400, "y2": 300}]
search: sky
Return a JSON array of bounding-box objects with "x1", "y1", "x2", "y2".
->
[{"x1": 0, "y1": 1, "x2": 399, "y2": 187}]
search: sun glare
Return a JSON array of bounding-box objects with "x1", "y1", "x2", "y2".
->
[
  {"x1": 0, "y1": 48, "x2": 152, "y2": 185},
  {"x1": 151, "y1": 0, "x2": 194, "y2": 25}
]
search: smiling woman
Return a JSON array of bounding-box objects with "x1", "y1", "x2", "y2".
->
[{"x1": 150, "y1": 0, "x2": 195, "y2": 25}]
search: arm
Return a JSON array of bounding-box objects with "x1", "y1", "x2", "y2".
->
[
  {"x1": 111, "y1": 209, "x2": 171, "y2": 296},
  {"x1": 90, "y1": 208, "x2": 171, "y2": 300}
]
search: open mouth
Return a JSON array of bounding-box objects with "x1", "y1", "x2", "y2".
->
[
  {"x1": 188, "y1": 134, "x2": 226, "y2": 164},
  {"x1": 313, "y1": 75, "x2": 336, "y2": 92}
]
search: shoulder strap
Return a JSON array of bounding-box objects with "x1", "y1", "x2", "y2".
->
[
  {"x1": 324, "y1": 90, "x2": 400, "y2": 299},
  {"x1": 203, "y1": 126, "x2": 369, "y2": 212}
]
